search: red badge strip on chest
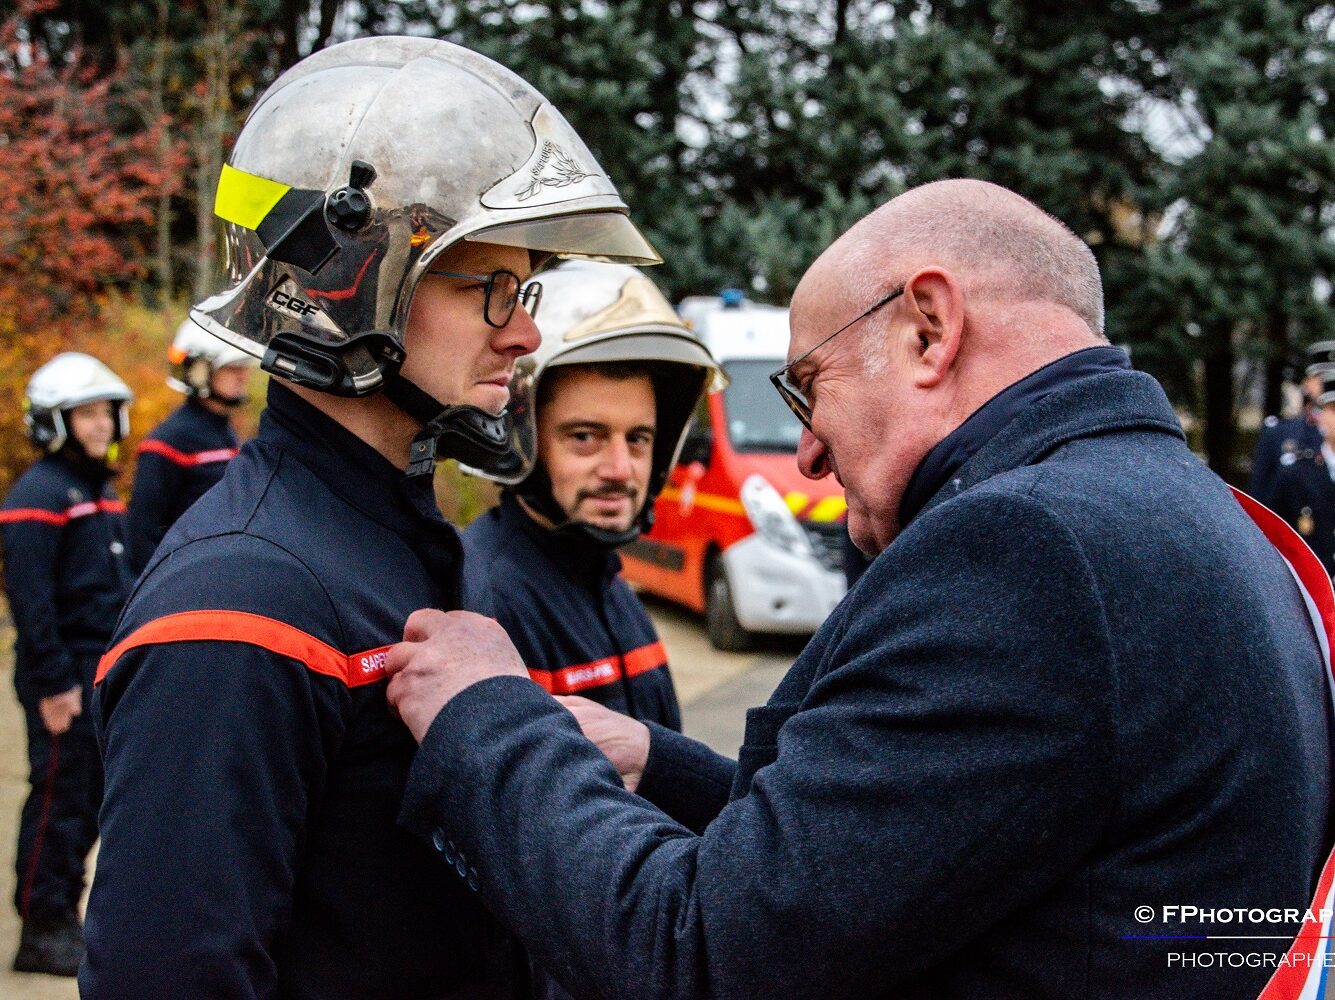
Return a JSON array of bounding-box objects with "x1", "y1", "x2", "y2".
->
[
  {"x1": 96, "y1": 609, "x2": 391, "y2": 689},
  {"x1": 527, "y1": 640, "x2": 668, "y2": 695},
  {"x1": 1235, "y1": 487, "x2": 1335, "y2": 1000},
  {"x1": 0, "y1": 498, "x2": 124, "y2": 526}
]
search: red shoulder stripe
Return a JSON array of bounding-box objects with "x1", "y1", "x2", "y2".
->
[
  {"x1": 137, "y1": 439, "x2": 239, "y2": 467},
  {"x1": 96, "y1": 610, "x2": 391, "y2": 688}
]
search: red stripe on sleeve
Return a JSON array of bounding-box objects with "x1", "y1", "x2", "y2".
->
[
  {"x1": 96, "y1": 609, "x2": 391, "y2": 689},
  {"x1": 137, "y1": 439, "x2": 239, "y2": 467},
  {"x1": 0, "y1": 507, "x2": 69, "y2": 526}
]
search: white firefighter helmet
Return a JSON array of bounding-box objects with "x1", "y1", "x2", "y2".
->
[
  {"x1": 25, "y1": 353, "x2": 133, "y2": 453},
  {"x1": 188, "y1": 36, "x2": 658, "y2": 474},
  {"x1": 480, "y1": 260, "x2": 725, "y2": 542},
  {"x1": 167, "y1": 318, "x2": 258, "y2": 398}
]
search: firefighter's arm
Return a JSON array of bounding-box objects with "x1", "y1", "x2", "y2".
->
[
  {"x1": 126, "y1": 448, "x2": 184, "y2": 573},
  {"x1": 1, "y1": 515, "x2": 77, "y2": 698},
  {"x1": 84, "y1": 636, "x2": 342, "y2": 999}
]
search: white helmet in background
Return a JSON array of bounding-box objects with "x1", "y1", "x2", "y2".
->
[
  {"x1": 189, "y1": 36, "x2": 658, "y2": 475},
  {"x1": 167, "y1": 319, "x2": 259, "y2": 402},
  {"x1": 478, "y1": 260, "x2": 725, "y2": 544},
  {"x1": 25, "y1": 353, "x2": 133, "y2": 453}
]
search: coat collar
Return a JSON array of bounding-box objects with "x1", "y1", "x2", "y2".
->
[
  {"x1": 916, "y1": 365, "x2": 1186, "y2": 522},
  {"x1": 497, "y1": 492, "x2": 621, "y2": 589},
  {"x1": 260, "y1": 381, "x2": 455, "y2": 546}
]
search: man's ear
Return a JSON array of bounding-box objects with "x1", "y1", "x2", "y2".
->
[{"x1": 903, "y1": 268, "x2": 964, "y2": 389}]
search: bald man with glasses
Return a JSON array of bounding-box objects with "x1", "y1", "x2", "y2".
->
[{"x1": 383, "y1": 179, "x2": 1333, "y2": 1000}]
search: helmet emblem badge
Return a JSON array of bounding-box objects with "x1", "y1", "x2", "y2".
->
[{"x1": 515, "y1": 141, "x2": 592, "y2": 202}]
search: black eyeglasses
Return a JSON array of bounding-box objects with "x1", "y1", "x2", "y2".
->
[
  {"x1": 428, "y1": 269, "x2": 543, "y2": 328},
  {"x1": 770, "y1": 285, "x2": 904, "y2": 430}
]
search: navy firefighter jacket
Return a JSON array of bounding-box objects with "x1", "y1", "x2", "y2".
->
[
  {"x1": 464, "y1": 492, "x2": 681, "y2": 730},
  {"x1": 1272, "y1": 445, "x2": 1335, "y2": 577},
  {"x1": 1, "y1": 453, "x2": 132, "y2": 701},
  {"x1": 127, "y1": 396, "x2": 240, "y2": 572},
  {"x1": 84, "y1": 383, "x2": 526, "y2": 1000}
]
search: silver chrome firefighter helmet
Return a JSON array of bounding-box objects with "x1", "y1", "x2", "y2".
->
[
  {"x1": 479, "y1": 260, "x2": 725, "y2": 543},
  {"x1": 25, "y1": 353, "x2": 133, "y2": 453},
  {"x1": 167, "y1": 318, "x2": 258, "y2": 399},
  {"x1": 189, "y1": 36, "x2": 658, "y2": 474}
]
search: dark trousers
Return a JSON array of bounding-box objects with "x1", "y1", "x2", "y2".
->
[{"x1": 14, "y1": 656, "x2": 102, "y2": 924}]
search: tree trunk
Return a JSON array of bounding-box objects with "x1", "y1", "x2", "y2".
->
[
  {"x1": 1263, "y1": 306, "x2": 1288, "y2": 418},
  {"x1": 152, "y1": 0, "x2": 173, "y2": 303},
  {"x1": 193, "y1": 2, "x2": 230, "y2": 302},
  {"x1": 1203, "y1": 333, "x2": 1239, "y2": 482}
]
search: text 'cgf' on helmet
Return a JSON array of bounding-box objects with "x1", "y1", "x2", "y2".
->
[
  {"x1": 24, "y1": 353, "x2": 133, "y2": 454},
  {"x1": 471, "y1": 259, "x2": 726, "y2": 545},
  {"x1": 188, "y1": 35, "x2": 660, "y2": 476}
]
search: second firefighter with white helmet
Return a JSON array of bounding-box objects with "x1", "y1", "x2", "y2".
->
[
  {"x1": 86, "y1": 36, "x2": 664, "y2": 997},
  {"x1": 125, "y1": 321, "x2": 258, "y2": 572}
]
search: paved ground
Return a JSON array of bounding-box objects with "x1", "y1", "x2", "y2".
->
[{"x1": 0, "y1": 599, "x2": 798, "y2": 996}]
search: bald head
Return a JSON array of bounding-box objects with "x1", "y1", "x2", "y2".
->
[
  {"x1": 789, "y1": 180, "x2": 1114, "y2": 554},
  {"x1": 810, "y1": 179, "x2": 1105, "y2": 339}
]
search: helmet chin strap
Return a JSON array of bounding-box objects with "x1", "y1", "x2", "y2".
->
[
  {"x1": 381, "y1": 372, "x2": 512, "y2": 478},
  {"x1": 513, "y1": 464, "x2": 648, "y2": 549}
]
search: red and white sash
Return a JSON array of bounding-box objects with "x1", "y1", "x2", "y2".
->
[{"x1": 1234, "y1": 488, "x2": 1335, "y2": 999}]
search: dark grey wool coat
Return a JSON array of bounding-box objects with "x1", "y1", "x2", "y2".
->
[{"x1": 401, "y1": 366, "x2": 1333, "y2": 1000}]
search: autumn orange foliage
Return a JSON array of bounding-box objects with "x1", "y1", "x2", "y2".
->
[{"x1": 0, "y1": 1, "x2": 187, "y2": 503}]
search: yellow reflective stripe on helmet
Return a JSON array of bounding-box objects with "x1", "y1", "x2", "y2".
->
[
  {"x1": 214, "y1": 164, "x2": 293, "y2": 231},
  {"x1": 808, "y1": 496, "x2": 848, "y2": 522}
]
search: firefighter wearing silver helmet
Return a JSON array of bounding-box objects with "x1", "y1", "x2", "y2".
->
[
  {"x1": 125, "y1": 321, "x2": 259, "y2": 572},
  {"x1": 462, "y1": 267, "x2": 724, "y2": 917},
  {"x1": 190, "y1": 34, "x2": 659, "y2": 476},
  {"x1": 85, "y1": 37, "x2": 656, "y2": 998},
  {"x1": 3, "y1": 353, "x2": 134, "y2": 976}
]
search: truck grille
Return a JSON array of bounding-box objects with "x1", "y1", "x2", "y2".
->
[{"x1": 803, "y1": 520, "x2": 846, "y2": 574}]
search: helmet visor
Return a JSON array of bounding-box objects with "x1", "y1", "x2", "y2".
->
[{"x1": 467, "y1": 211, "x2": 661, "y2": 266}]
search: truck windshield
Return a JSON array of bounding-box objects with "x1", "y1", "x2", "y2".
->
[{"x1": 722, "y1": 359, "x2": 804, "y2": 453}]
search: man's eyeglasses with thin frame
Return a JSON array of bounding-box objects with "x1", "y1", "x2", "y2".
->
[
  {"x1": 769, "y1": 285, "x2": 905, "y2": 431},
  {"x1": 428, "y1": 269, "x2": 543, "y2": 328}
]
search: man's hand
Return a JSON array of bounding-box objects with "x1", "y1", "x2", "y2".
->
[
  {"x1": 384, "y1": 609, "x2": 527, "y2": 742},
  {"x1": 555, "y1": 696, "x2": 650, "y2": 792},
  {"x1": 38, "y1": 685, "x2": 81, "y2": 735}
]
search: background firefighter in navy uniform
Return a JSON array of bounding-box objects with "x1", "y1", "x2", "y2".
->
[
  {"x1": 0, "y1": 353, "x2": 133, "y2": 978},
  {"x1": 1248, "y1": 339, "x2": 1332, "y2": 508},
  {"x1": 126, "y1": 318, "x2": 258, "y2": 572},
  {"x1": 1272, "y1": 367, "x2": 1335, "y2": 577},
  {"x1": 464, "y1": 261, "x2": 724, "y2": 730},
  {"x1": 82, "y1": 36, "x2": 663, "y2": 999}
]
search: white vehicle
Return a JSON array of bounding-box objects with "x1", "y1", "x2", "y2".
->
[{"x1": 621, "y1": 291, "x2": 849, "y2": 650}]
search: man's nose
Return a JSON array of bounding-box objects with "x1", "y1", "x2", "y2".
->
[
  {"x1": 797, "y1": 427, "x2": 831, "y2": 480},
  {"x1": 599, "y1": 437, "x2": 634, "y2": 481},
  {"x1": 495, "y1": 305, "x2": 541, "y2": 358}
]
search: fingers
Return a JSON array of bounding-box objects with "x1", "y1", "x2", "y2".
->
[{"x1": 402, "y1": 607, "x2": 451, "y2": 643}]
